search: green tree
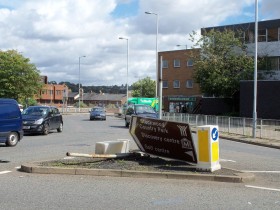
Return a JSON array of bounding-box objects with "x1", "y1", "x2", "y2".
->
[
  {"x1": 0, "y1": 50, "x2": 42, "y2": 103},
  {"x1": 131, "y1": 77, "x2": 155, "y2": 98},
  {"x1": 190, "y1": 29, "x2": 255, "y2": 97}
]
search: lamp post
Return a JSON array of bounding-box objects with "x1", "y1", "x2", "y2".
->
[
  {"x1": 78, "y1": 55, "x2": 86, "y2": 112},
  {"x1": 145, "y1": 11, "x2": 158, "y2": 98},
  {"x1": 119, "y1": 37, "x2": 129, "y2": 105},
  {"x1": 176, "y1": 44, "x2": 187, "y2": 49},
  {"x1": 252, "y1": 0, "x2": 258, "y2": 138}
]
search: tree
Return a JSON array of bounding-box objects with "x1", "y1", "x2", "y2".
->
[
  {"x1": 131, "y1": 77, "x2": 156, "y2": 98},
  {"x1": 190, "y1": 29, "x2": 255, "y2": 97},
  {"x1": 0, "y1": 50, "x2": 42, "y2": 103}
]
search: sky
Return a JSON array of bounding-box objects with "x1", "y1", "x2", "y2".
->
[{"x1": 0, "y1": 0, "x2": 279, "y2": 87}]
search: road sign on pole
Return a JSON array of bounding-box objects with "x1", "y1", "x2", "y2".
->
[{"x1": 129, "y1": 116, "x2": 197, "y2": 163}]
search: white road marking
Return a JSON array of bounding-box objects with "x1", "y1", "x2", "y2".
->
[
  {"x1": 63, "y1": 156, "x2": 75, "y2": 160},
  {"x1": 245, "y1": 185, "x2": 280, "y2": 192},
  {"x1": 242, "y1": 171, "x2": 280, "y2": 173},
  {"x1": 220, "y1": 159, "x2": 236, "y2": 163},
  {"x1": 0, "y1": 171, "x2": 12, "y2": 175},
  {"x1": 15, "y1": 166, "x2": 21, "y2": 169}
]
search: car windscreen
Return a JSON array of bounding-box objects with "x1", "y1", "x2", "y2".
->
[
  {"x1": 135, "y1": 105, "x2": 156, "y2": 114},
  {"x1": 22, "y1": 107, "x2": 49, "y2": 117}
]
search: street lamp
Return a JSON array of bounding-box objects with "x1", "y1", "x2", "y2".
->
[
  {"x1": 176, "y1": 44, "x2": 187, "y2": 49},
  {"x1": 119, "y1": 37, "x2": 129, "y2": 105},
  {"x1": 78, "y1": 55, "x2": 86, "y2": 112},
  {"x1": 252, "y1": 0, "x2": 258, "y2": 138},
  {"x1": 145, "y1": 11, "x2": 158, "y2": 98}
]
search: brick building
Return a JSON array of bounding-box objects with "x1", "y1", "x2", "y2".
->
[
  {"x1": 158, "y1": 49, "x2": 202, "y2": 112},
  {"x1": 36, "y1": 76, "x2": 69, "y2": 107}
]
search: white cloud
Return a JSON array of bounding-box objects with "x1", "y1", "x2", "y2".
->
[{"x1": 0, "y1": 0, "x2": 279, "y2": 87}]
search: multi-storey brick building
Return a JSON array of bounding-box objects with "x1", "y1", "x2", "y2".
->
[
  {"x1": 159, "y1": 49, "x2": 201, "y2": 113},
  {"x1": 36, "y1": 76, "x2": 69, "y2": 107}
]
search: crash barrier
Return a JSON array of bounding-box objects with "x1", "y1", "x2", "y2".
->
[
  {"x1": 163, "y1": 113, "x2": 280, "y2": 141},
  {"x1": 196, "y1": 125, "x2": 221, "y2": 172},
  {"x1": 95, "y1": 139, "x2": 130, "y2": 154}
]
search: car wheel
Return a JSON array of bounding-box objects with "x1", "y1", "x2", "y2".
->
[
  {"x1": 6, "y1": 132, "x2": 19, "y2": 147},
  {"x1": 57, "y1": 122, "x2": 63, "y2": 132},
  {"x1": 43, "y1": 124, "x2": 49, "y2": 135}
]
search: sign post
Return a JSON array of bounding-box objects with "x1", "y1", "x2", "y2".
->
[
  {"x1": 129, "y1": 116, "x2": 197, "y2": 164},
  {"x1": 196, "y1": 125, "x2": 221, "y2": 172}
]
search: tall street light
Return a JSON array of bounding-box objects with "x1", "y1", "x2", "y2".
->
[
  {"x1": 252, "y1": 0, "x2": 258, "y2": 138},
  {"x1": 78, "y1": 55, "x2": 86, "y2": 112},
  {"x1": 119, "y1": 37, "x2": 129, "y2": 105},
  {"x1": 145, "y1": 11, "x2": 158, "y2": 98}
]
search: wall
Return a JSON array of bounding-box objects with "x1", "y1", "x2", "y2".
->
[{"x1": 240, "y1": 80, "x2": 280, "y2": 119}]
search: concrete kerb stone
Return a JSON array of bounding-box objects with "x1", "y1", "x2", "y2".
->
[{"x1": 20, "y1": 162, "x2": 255, "y2": 183}]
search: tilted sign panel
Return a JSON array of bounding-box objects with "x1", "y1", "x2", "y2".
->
[{"x1": 129, "y1": 116, "x2": 197, "y2": 163}]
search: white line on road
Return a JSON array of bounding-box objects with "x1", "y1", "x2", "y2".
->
[
  {"x1": 15, "y1": 166, "x2": 21, "y2": 169},
  {"x1": 242, "y1": 171, "x2": 280, "y2": 173},
  {"x1": 220, "y1": 159, "x2": 236, "y2": 163},
  {"x1": 64, "y1": 157, "x2": 75, "y2": 160},
  {"x1": 245, "y1": 185, "x2": 280, "y2": 192},
  {"x1": 0, "y1": 171, "x2": 12, "y2": 175}
]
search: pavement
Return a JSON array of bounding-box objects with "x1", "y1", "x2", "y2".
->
[{"x1": 20, "y1": 114, "x2": 280, "y2": 183}]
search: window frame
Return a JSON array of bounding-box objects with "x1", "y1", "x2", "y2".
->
[
  {"x1": 187, "y1": 59, "x2": 193, "y2": 67},
  {"x1": 162, "y1": 60, "x2": 168, "y2": 68},
  {"x1": 173, "y1": 59, "x2": 180, "y2": 68},
  {"x1": 173, "y1": 80, "x2": 180, "y2": 88},
  {"x1": 163, "y1": 80, "x2": 168, "y2": 88},
  {"x1": 186, "y1": 80, "x2": 193, "y2": 88}
]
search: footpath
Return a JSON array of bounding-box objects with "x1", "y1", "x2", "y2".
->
[{"x1": 20, "y1": 113, "x2": 279, "y2": 183}]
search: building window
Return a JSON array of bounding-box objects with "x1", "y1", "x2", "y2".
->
[
  {"x1": 186, "y1": 80, "x2": 193, "y2": 88},
  {"x1": 174, "y1": 59, "x2": 180, "y2": 67},
  {"x1": 267, "y1": 27, "x2": 279, "y2": 42},
  {"x1": 173, "y1": 80, "x2": 180, "y2": 88},
  {"x1": 187, "y1": 59, "x2": 193, "y2": 67},
  {"x1": 163, "y1": 60, "x2": 168, "y2": 68},
  {"x1": 163, "y1": 80, "x2": 168, "y2": 88},
  {"x1": 258, "y1": 29, "x2": 267, "y2": 42}
]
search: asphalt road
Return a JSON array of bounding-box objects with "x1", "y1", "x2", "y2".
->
[{"x1": 0, "y1": 114, "x2": 280, "y2": 210}]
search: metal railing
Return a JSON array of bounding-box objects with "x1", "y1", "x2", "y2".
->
[{"x1": 162, "y1": 113, "x2": 280, "y2": 141}]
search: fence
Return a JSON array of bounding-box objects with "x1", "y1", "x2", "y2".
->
[{"x1": 162, "y1": 113, "x2": 280, "y2": 141}]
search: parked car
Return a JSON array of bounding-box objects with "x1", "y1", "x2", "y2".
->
[
  {"x1": 22, "y1": 106, "x2": 63, "y2": 135},
  {"x1": 0, "y1": 99, "x2": 23, "y2": 146},
  {"x1": 124, "y1": 104, "x2": 158, "y2": 127},
  {"x1": 89, "y1": 107, "x2": 106, "y2": 120}
]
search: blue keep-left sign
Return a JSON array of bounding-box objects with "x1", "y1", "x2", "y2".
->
[{"x1": 211, "y1": 127, "x2": 219, "y2": 141}]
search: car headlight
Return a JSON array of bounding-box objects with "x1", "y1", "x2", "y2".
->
[{"x1": 34, "y1": 118, "x2": 44, "y2": 125}]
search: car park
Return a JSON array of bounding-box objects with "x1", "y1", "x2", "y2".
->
[
  {"x1": 0, "y1": 99, "x2": 23, "y2": 146},
  {"x1": 22, "y1": 106, "x2": 63, "y2": 135},
  {"x1": 89, "y1": 107, "x2": 106, "y2": 120},
  {"x1": 124, "y1": 104, "x2": 158, "y2": 127}
]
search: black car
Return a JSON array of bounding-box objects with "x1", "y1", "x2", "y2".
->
[
  {"x1": 89, "y1": 107, "x2": 106, "y2": 120},
  {"x1": 124, "y1": 104, "x2": 158, "y2": 127},
  {"x1": 22, "y1": 106, "x2": 63, "y2": 135}
]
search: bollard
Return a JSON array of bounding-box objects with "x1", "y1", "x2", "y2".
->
[{"x1": 196, "y1": 125, "x2": 221, "y2": 172}]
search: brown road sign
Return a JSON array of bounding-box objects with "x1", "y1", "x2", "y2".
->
[{"x1": 129, "y1": 116, "x2": 197, "y2": 163}]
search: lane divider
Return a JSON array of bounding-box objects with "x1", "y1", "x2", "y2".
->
[
  {"x1": 242, "y1": 171, "x2": 280, "y2": 173},
  {"x1": 245, "y1": 185, "x2": 280, "y2": 192},
  {"x1": 0, "y1": 171, "x2": 12, "y2": 175}
]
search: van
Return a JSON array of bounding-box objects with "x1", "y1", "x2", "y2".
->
[{"x1": 0, "y1": 99, "x2": 23, "y2": 146}]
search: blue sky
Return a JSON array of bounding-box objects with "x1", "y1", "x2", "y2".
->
[{"x1": 0, "y1": 0, "x2": 279, "y2": 86}]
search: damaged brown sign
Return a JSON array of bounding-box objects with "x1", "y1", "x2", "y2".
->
[{"x1": 129, "y1": 116, "x2": 197, "y2": 163}]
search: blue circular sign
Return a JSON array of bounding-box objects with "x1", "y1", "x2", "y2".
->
[{"x1": 211, "y1": 128, "x2": 218, "y2": 141}]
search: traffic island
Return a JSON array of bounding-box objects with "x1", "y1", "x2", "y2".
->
[{"x1": 20, "y1": 154, "x2": 255, "y2": 183}]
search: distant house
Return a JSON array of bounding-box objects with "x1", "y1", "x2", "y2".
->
[
  {"x1": 36, "y1": 76, "x2": 69, "y2": 107},
  {"x1": 82, "y1": 93, "x2": 127, "y2": 107}
]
